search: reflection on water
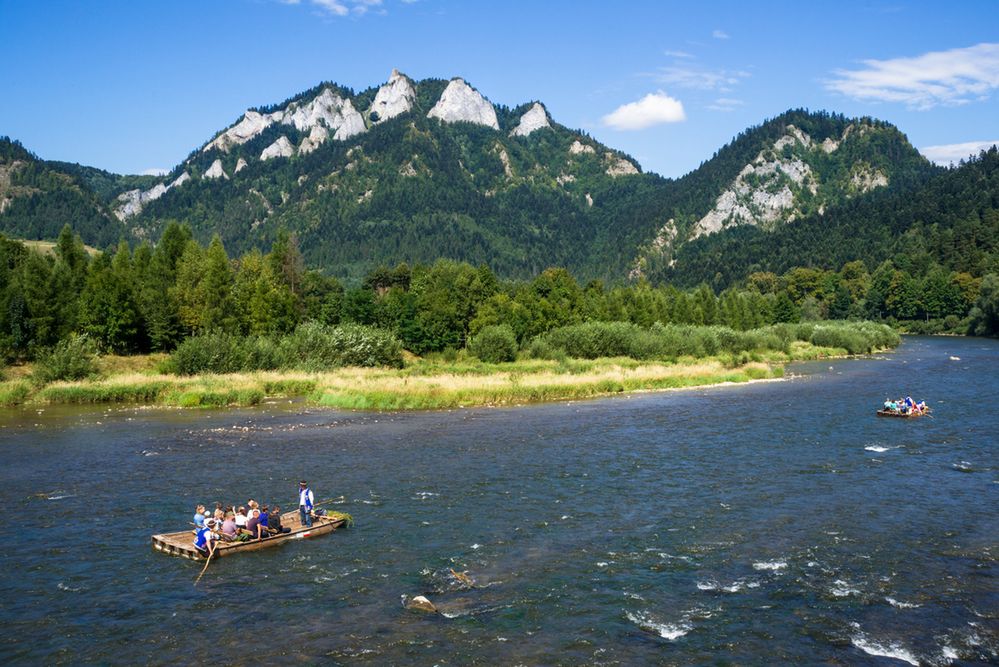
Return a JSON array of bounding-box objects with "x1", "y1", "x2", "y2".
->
[{"x1": 1, "y1": 336, "x2": 997, "y2": 664}]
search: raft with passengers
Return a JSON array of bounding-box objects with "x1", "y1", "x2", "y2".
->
[
  {"x1": 877, "y1": 396, "x2": 930, "y2": 418},
  {"x1": 152, "y1": 480, "x2": 351, "y2": 561}
]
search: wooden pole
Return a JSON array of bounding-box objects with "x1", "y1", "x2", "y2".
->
[{"x1": 194, "y1": 539, "x2": 217, "y2": 586}]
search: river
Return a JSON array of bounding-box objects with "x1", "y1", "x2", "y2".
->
[{"x1": 0, "y1": 335, "x2": 996, "y2": 665}]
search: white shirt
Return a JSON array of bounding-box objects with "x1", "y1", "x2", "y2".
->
[
  {"x1": 299, "y1": 488, "x2": 314, "y2": 507},
  {"x1": 235, "y1": 513, "x2": 247, "y2": 527}
]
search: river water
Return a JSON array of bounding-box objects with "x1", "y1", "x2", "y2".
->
[{"x1": 0, "y1": 336, "x2": 996, "y2": 665}]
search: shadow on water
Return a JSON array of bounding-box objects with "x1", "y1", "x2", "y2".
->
[{"x1": 0, "y1": 336, "x2": 997, "y2": 664}]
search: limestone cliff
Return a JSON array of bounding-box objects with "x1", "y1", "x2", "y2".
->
[
  {"x1": 511, "y1": 103, "x2": 551, "y2": 137},
  {"x1": 427, "y1": 79, "x2": 499, "y2": 129}
]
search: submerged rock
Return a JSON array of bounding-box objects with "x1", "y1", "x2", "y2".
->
[
  {"x1": 402, "y1": 594, "x2": 437, "y2": 613},
  {"x1": 424, "y1": 567, "x2": 476, "y2": 593}
]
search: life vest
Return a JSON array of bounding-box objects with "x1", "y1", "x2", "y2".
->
[
  {"x1": 299, "y1": 487, "x2": 313, "y2": 510},
  {"x1": 194, "y1": 526, "x2": 212, "y2": 549}
]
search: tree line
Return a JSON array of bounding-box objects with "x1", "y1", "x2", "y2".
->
[{"x1": 2, "y1": 222, "x2": 997, "y2": 364}]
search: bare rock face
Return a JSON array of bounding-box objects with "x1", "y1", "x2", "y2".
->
[
  {"x1": 850, "y1": 163, "x2": 888, "y2": 192},
  {"x1": 234, "y1": 157, "x2": 248, "y2": 174},
  {"x1": 369, "y1": 69, "x2": 416, "y2": 123},
  {"x1": 629, "y1": 218, "x2": 679, "y2": 281},
  {"x1": 203, "y1": 158, "x2": 228, "y2": 180},
  {"x1": 203, "y1": 86, "x2": 366, "y2": 155},
  {"x1": 260, "y1": 136, "x2": 295, "y2": 161},
  {"x1": 511, "y1": 103, "x2": 551, "y2": 137},
  {"x1": 691, "y1": 126, "x2": 819, "y2": 239},
  {"x1": 114, "y1": 172, "x2": 190, "y2": 220},
  {"x1": 203, "y1": 110, "x2": 283, "y2": 153},
  {"x1": 605, "y1": 153, "x2": 639, "y2": 177},
  {"x1": 569, "y1": 139, "x2": 596, "y2": 155},
  {"x1": 298, "y1": 125, "x2": 329, "y2": 155},
  {"x1": 283, "y1": 88, "x2": 366, "y2": 141},
  {"x1": 427, "y1": 78, "x2": 499, "y2": 130}
]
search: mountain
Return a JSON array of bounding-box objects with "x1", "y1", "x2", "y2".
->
[
  {"x1": 627, "y1": 110, "x2": 938, "y2": 281},
  {"x1": 0, "y1": 71, "x2": 941, "y2": 284},
  {"x1": 0, "y1": 138, "x2": 136, "y2": 248},
  {"x1": 103, "y1": 69, "x2": 654, "y2": 281},
  {"x1": 664, "y1": 146, "x2": 999, "y2": 289}
]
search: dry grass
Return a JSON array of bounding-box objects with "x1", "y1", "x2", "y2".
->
[
  {"x1": 7, "y1": 358, "x2": 780, "y2": 410},
  {"x1": 3, "y1": 336, "x2": 873, "y2": 411}
]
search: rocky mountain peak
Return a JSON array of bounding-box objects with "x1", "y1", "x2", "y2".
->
[
  {"x1": 283, "y1": 88, "x2": 366, "y2": 142},
  {"x1": 260, "y1": 136, "x2": 295, "y2": 161},
  {"x1": 204, "y1": 158, "x2": 228, "y2": 180},
  {"x1": 369, "y1": 69, "x2": 416, "y2": 123},
  {"x1": 427, "y1": 78, "x2": 499, "y2": 130},
  {"x1": 203, "y1": 110, "x2": 282, "y2": 153},
  {"x1": 511, "y1": 103, "x2": 551, "y2": 137}
]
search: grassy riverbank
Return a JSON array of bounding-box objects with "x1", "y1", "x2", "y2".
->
[{"x1": 0, "y1": 340, "x2": 857, "y2": 410}]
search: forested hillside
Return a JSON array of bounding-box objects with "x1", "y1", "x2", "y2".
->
[
  {"x1": 0, "y1": 72, "x2": 943, "y2": 286},
  {"x1": 0, "y1": 138, "x2": 126, "y2": 247},
  {"x1": 667, "y1": 147, "x2": 999, "y2": 288}
]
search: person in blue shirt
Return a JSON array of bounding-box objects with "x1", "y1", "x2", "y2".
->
[
  {"x1": 193, "y1": 504, "x2": 207, "y2": 530},
  {"x1": 259, "y1": 506, "x2": 270, "y2": 532}
]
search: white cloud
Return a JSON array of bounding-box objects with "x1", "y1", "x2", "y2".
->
[
  {"x1": 707, "y1": 97, "x2": 744, "y2": 112},
  {"x1": 654, "y1": 65, "x2": 750, "y2": 92},
  {"x1": 281, "y1": 0, "x2": 383, "y2": 17},
  {"x1": 664, "y1": 49, "x2": 694, "y2": 59},
  {"x1": 920, "y1": 140, "x2": 999, "y2": 165},
  {"x1": 712, "y1": 29, "x2": 729, "y2": 40},
  {"x1": 141, "y1": 168, "x2": 168, "y2": 176},
  {"x1": 602, "y1": 91, "x2": 686, "y2": 130},
  {"x1": 826, "y1": 43, "x2": 999, "y2": 109}
]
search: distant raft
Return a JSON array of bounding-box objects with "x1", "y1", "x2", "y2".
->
[
  {"x1": 876, "y1": 409, "x2": 926, "y2": 419},
  {"x1": 152, "y1": 510, "x2": 348, "y2": 561}
]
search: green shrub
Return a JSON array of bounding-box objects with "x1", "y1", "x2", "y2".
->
[
  {"x1": 243, "y1": 336, "x2": 283, "y2": 371},
  {"x1": 0, "y1": 380, "x2": 31, "y2": 406},
  {"x1": 468, "y1": 324, "x2": 518, "y2": 363},
  {"x1": 165, "y1": 324, "x2": 404, "y2": 375},
  {"x1": 808, "y1": 322, "x2": 898, "y2": 355},
  {"x1": 526, "y1": 338, "x2": 563, "y2": 362},
  {"x1": 163, "y1": 331, "x2": 248, "y2": 375},
  {"x1": 542, "y1": 321, "x2": 665, "y2": 360},
  {"x1": 33, "y1": 335, "x2": 99, "y2": 384},
  {"x1": 280, "y1": 323, "x2": 403, "y2": 370}
]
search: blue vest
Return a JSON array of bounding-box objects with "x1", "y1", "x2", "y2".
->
[{"x1": 194, "y1": 527, "x2": 211, "y2": 549}]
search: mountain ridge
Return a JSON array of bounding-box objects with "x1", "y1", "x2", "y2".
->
[{"x1": 0, "y1": 70, "x2": 942, "y2": 284}]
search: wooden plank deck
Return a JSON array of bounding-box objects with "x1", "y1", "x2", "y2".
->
[{"x1": 152, "y1": 510, "x2": 345, "y2": 560}]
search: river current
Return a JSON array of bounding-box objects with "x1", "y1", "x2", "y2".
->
[{"x1": 0, "y1": 336, "x2": 996, "y2": 665}]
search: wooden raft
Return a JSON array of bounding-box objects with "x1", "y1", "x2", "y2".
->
[
  {"x1": 876, "y1": 409, "x2": 925, "y2": 419},
  {"x1": 152, "y1": 510, "x2": 345, "y2": 561}
]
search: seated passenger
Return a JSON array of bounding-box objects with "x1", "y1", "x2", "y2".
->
[
  {"x1": 220, "y1": 512, "x2": 238, "y2": 542},
  {"x1": 243, "y1": 509, "x2": 266, "y2": 541},
  {"x1": 269, "y1": 506, "x2": 291, "y2": 534},
  {"x1": 234, "y1": 506, "x2": 248, "y2": 529},
  {"x1": 193, "y1": 504, "x2": 207, "y2": 530},
  {"x1": 259, "y1": 506, "x2": 270, "y2": 533}
]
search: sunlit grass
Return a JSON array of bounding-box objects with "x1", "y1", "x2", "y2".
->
[{"x1": 2, "y1": 338, "x2": 869, "y2": 410}]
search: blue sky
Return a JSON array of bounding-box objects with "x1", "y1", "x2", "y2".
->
[{"x1": 2, "y1": 0, "x2": 997, "y2": 178}]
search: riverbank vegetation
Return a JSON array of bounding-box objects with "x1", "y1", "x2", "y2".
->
[
  {"x1": 0, "y1": 320, "x2": 897, "y2": 409},
  {"x1": 0, "y1": 223, "x2": 913, "y2": 409}
]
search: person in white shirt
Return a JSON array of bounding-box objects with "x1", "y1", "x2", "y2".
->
[{"x1": 298, "y1": 480, "x2": 315, "y2": 527}]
